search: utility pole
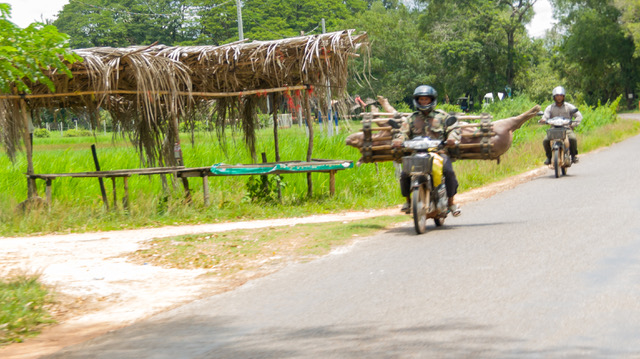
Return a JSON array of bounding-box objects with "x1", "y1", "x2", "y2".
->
[{"x1": 236, "y1": 0, "x2": 244, "y2": 40}]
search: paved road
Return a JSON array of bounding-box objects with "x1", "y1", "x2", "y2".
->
[{"x1": 46, "y1": 132, "x2": 640, "y2": 358}]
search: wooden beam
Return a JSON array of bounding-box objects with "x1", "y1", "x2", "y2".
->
[{"x1": 0, "y1": 85, "x2": 309, "y2": 100}]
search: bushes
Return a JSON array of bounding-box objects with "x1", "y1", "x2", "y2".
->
[
  {"x1": 63, "y1": 129, "x2": 93, "y2": 137},
  {"x1": 33, "y1": 128, "x2": 50, "y2": 138}
]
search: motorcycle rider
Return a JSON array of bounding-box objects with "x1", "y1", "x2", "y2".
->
[
  {"x1": 539, "y1": 86, "x2": 583, "y2": 164},
  {"x1": 391, "y1": 85, "x2": 462, "y2": 216}
]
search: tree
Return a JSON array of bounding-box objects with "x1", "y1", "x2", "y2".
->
[
  {"x1": 195, "y1": 0, "x2": 368, "y2": 44},
  {"x1": 496, "y1": 0, "x2": 537, "y2": 87},
  {"x1": 53, "y1": 0, "x2": 200, "y2": 48},
  {"x1": 0, "y1": 3, "x2": 81, "y2": 94},
  {"x1": 418, "y1": 0, "x2": 536, "y2": 103},
  {"x1": 345, "y1": 1, "x2": 431, "y2": 104},
  {"x1": 551, "y1": 0, "x2": 640, "y2": 104},
  {"x1": 191, "y1": 0, "x2": 238, "y2": 45},
  {"x1": 612, "y1": 0, "x2": 640, "y2": 57}
]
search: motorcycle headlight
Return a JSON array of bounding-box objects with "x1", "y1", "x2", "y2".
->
[{"x1": 406, "y1": 141, "x2": 430, "y2": 150}]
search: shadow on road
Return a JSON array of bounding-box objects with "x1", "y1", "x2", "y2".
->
[
  {"x1": 385, "y1": 220, "x2": 523, "y2": 235},
  {"x1": 44, "y1": 314, "x2": 635, "y2": 359}
]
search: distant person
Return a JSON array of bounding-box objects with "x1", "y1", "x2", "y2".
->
[{"x1": 539, "y1": 86, "x2": 583, "y2": 164}]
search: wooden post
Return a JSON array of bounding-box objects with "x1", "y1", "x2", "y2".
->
[
  {"x1": 91, "y1": 144, "x2": 109, "y2": 210},
  {"x1": 329, "y1": 170, "x2": 336, "y2": 196},
  {"x1": 303, "y1": 89, "x2": 314, "y2": 197},
  {"x1": 171, "y1": 115, "x2": 191, "y2": 203},
  {"x1": 111, "y1": 177, "x2": 117, "y2": 210},
  {"x1": 202, "y1": 175, "x2": 210, "y2": 206},
  {"x1": 272, "y1": 94, "x2": 282, "y2": 201},
  {"x1": 123, "y1": 176, "x2": 129, "y2": 210},
  {"x1": 45, "y1": 179, "x2": 52, "y2": 204},
  {"x1": 261, "y1": 152, "x2": 269, "y2": 194},
  {"x1": 19, "y1": 99, "x2": 36, "y2": 198}
]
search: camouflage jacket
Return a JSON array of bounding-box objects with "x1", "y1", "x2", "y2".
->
[{"x1": 395, "y1": 109, "x2": 461, "y2": 143}]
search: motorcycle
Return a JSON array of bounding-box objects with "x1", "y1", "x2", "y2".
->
[
  {"x1": 401, "y1": 136, "x2": 450, "y2": 234},
  {"x1": 543, "y1": 116, "x2": 574, "y2": 178}
]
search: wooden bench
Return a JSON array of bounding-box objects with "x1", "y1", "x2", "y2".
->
[
  {"x1": 27, "y1": 160, "x2": 353, "y2": 208},
  {"x1": 28, "y1": 167, "x2": 186, "y2": 210}
]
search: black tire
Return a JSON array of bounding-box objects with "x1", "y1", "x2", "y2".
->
[
  {"x1": 553, "y1": 148, "x2": 560, "y2": 178},
  {"x1": 562, "y1": 150, "x2": 569, "y2": 176},
  {"x1": 434, "y1": 217, "x2": 445, "y2": 227},
  {"x1": 412, "y1": 185, "x2": 428, "y2": 234}
]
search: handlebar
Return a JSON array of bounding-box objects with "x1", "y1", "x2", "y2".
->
[
  {"x1": 545, "y1": 117, "x2": 573, "y2": 127},
  {"x1": 403, "y1": 136, "x2": 444, "y2": 151}
]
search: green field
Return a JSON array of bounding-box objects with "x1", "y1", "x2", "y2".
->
[{"x1": 1, "y1": 96, "x2": 637, "y2": 236}]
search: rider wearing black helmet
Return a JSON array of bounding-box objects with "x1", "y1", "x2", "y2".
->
[
  {"x1": 539, "y1": 86, "x2": 583, "y2": 164},
  {"x1": 392, "y1": 85, "x2": 462, "y2": 216}
]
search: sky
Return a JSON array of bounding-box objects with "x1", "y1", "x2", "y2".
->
[{"x1": 4, "y1": 0, "x2": 557, "y2": 37}]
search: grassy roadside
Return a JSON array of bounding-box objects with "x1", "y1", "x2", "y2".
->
[
  {"x1": 127, "y1": 215, "x2": 408, "y2": 273},
  {"x1": 0, "y1": 275, "x2": 56, "y2": 345}
]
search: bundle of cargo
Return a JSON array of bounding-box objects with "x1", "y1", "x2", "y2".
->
[{"x1": 345, "y1": 96, "x2": 541, "y2": 164}]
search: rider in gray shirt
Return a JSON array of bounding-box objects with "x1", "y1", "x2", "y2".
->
[{"x1": 539, "y1": 86, "x2": 583, "y2": 164}]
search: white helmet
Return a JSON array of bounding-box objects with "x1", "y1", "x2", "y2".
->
[{"x1": 552, "y1": 86, "x2": 566, "y2": 97}]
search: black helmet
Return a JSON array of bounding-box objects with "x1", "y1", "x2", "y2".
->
[{"x1": 412, "y1": 85, "x2": 438, "y2": 111}]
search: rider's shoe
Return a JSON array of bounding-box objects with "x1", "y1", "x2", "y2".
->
[
  {"x1": 401, "y1": 202, "x2": 411, "y2": 214},
  {"x1": 448, "y1": 204, "x2": 461, "y2": 217},
  {"x1": 544, "y1": 157, "x2": 551, "y2": 165},
  {"x1": 572, "y1": 155, "x2": 579, "y2": 163}
]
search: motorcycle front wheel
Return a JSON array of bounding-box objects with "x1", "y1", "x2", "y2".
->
[
  {"x1": 412, "y1": 185, "x2": 429, "y2": 234},
  {"x1": 553, "y1": 148, "x2": 560, "y2": 178}
]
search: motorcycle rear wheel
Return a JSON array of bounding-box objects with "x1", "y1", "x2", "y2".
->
[{"x1": 412, "y1": 185, "x2": 428, "y2": 234}]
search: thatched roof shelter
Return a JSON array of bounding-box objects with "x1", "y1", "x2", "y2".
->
[{"x1": 0, "y1": 30, "x2": 368, "y2": 170}]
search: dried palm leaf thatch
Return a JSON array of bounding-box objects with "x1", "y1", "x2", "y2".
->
[{"x1": 0, "y1": 30, "x2": 368, "y2": 166}]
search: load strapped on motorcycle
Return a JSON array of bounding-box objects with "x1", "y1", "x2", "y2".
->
[{"x1": 388, "y1": 117, "x2": 456, "y2": 234}]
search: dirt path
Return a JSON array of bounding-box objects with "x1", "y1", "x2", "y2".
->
[{"x1": 0, "y1": 166, "x2": 550, "y2": 358}]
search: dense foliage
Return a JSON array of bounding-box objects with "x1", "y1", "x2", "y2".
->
[{"x1": 0, "y1": 4, "x2": 81, "y2": 93}]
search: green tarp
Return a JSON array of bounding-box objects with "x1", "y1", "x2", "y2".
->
[{"x1": 210, "y1": 161, "x2": 353, "y2": 175}]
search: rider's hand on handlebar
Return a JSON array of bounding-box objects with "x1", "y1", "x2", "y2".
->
[
  {"x1": 445, "y1": 138, "x2": 457, "y2": 148},
  {"x1": 391, "y1": 138, "x2": 403, "y2": 148}
]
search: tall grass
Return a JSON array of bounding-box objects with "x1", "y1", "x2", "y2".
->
[{"x1": 0, "y1": 96, "x2": 637, "y2": 236}]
